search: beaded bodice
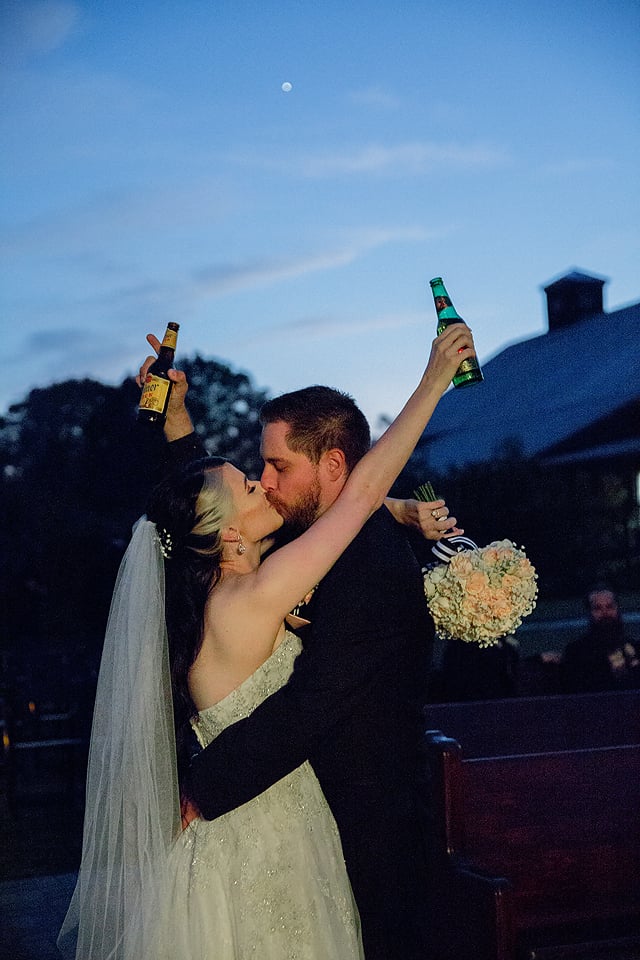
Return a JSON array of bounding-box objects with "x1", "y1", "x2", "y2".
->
[{"x1": 191, "y1": 630, "x2": 302, "y2": 747}]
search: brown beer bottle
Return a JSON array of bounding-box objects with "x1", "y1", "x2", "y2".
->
[
  {"x1": 429, "y1": 277, "x2": 483, "y2": 388},
  {"x1": 138, "y1": 322, "x2": 180, "y2": 425}
]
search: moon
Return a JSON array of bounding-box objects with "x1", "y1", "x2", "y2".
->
[{"x1": 281, "y1": 81, "x2": 292, "y2": 93}]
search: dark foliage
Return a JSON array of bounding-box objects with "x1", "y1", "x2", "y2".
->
[{"x1": 0, "y1": 358, "x2": 269, "y2": 716}]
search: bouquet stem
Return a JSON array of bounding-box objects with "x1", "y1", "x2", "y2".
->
[{"x1": 413, "y1": 480, "x2": 437, "y2": 503}]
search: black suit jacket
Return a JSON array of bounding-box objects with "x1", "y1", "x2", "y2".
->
[{"x1": 171, "y1": 434, "x2": 435, "y2": 959}]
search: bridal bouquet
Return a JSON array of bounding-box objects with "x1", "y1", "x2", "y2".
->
[{"x1": 415, "y1": 483, "x2": 538, "y2": 647}]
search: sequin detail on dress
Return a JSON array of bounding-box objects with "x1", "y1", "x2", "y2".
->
[{"x1": 155, "y1": 631, "x2": 363, "y2": 959}]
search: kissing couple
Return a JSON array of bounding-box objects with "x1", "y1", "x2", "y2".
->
[{"x1": 59, "y1": 321, "x2": 475, "y2": 960}]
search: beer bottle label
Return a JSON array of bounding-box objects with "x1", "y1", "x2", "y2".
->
[
  {"x1": 434, "y1": 296, "x2": 452, "y2": 312},
  {"x1": 139, "y1": 374, "x2": 170, "y2": 413},
  {"x1": 161, "y1": 328, "x2": 178, "y2": 351},
  {"x1": 455, "y1": 356, "x2": 480, "y2": 375}
]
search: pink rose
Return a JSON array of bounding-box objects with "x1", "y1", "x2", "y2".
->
[
  {"x1": 450, "y1": 554, "x2": 474, "y2": 578},
  {"x1": 466, "y1": 570, "x2": 489, "y2": 594},
  {"x1": 482, "y1": 547, "x2": 500, "y2": 564},
  {"x1": 491, "y1": 592, "x2": 512, "y2": 619},
  {"x1": 515, "y1": 559, "x2": 535, "y2": 578},
  {"x1": 501, "y1": 573, "x2": 518, "y2": 593}
]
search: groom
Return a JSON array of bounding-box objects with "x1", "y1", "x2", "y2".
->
[{"x1": 141, "y1": 350, "x2": 447, "y2": 960}]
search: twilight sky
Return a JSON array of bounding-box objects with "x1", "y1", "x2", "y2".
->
[{"x1": 2, "y1": 0, "x2": 638, "y2": 429}]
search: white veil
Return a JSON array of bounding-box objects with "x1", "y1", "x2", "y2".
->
[{"x1": 58, "y1": 518, "x2": 180, "y2": 960}]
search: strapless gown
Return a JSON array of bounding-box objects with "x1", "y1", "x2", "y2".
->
[{"x1": 155, "y1": 630, "x2": 364, "y2": 959}]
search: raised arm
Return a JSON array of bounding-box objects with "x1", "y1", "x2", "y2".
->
[{"x1": 248, "y1": 323, "x2": 475, "y2": 624}]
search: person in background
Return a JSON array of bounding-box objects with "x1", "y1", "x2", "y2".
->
[{"x1": 560, "y1": 586, "x2": 640, "y2": 693}]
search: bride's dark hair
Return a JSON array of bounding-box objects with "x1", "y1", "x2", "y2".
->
[{"x1": 146, "y1": 457, "x2": 231, "y2": 782}]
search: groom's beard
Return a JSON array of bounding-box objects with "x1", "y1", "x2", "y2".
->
[{"x1": 268, "y1": 478, "x2": 322, "y2": 536}]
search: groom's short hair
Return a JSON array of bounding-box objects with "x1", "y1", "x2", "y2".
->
[{"x1": 260, "y1": 385, "x2": 371, "y2": 473}]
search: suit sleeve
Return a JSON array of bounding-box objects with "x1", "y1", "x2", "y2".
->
[
  {"x1": 165, "y1": 432, "x2": 207, "y2": 468},
  {"x1": 189, "y1": 510, "x2": 430, "y2": 819}
]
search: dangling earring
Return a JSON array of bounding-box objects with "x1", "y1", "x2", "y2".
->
[{"x1": 236, "y1": 534, "x2": 246, "y2": 555}]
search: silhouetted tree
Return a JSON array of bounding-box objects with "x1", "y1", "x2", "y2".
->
[{"x1": 0, "y1": 357, "x2": 270, "y2": 709}]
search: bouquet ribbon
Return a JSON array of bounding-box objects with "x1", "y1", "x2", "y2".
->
[{"x1": 413, "y1": 480, "x2": 478, "y2": 563}]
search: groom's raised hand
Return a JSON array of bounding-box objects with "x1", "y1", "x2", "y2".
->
[{"x1": 136, "y1": 332, "x2": 194, "y2": 441}]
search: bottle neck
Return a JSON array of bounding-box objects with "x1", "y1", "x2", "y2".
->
[{"x1": 160, "y1": 325, "x2": 179, "y2": 352}]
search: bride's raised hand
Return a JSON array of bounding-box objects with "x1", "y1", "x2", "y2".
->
[{"x1": 424, "y1": 323, "x2": 476, "y2": 394}]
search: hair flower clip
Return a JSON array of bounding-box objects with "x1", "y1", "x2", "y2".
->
[{"x1": 156, "y1": 527, "x2": 173, "y2": 559}]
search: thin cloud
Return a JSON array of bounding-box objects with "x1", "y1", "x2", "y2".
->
[
  {"x1": 263, "y1": 309, "x2": 425, "y2": 340},
  {"x1": 0, "y1": 179, "x2": 237, "y2": 259},
  {"x1": 4, "y1": 226, "x2": 433, "y2": 333},
  {"x1": 348, "y1": 86, "x2": 403, "y2": 110},
  {"x1": 194, "y1": 251, "x2": 359, "y2": 296},
  {"x1": 0, "y1": 0, "x2": 81, "y2": 65},
  {"x1": 9, "y1": 325, "x2": 132, "y2": 398},
  {"x1": 538, "y1": 157, "x2": 616, "y2": 176},
  {"x1": 24, "y1": 327, "x2": 89, "y2": 353},
  {"x1": 299, "y1": 142, "x2": 510, "y2": 177},
  {"x1": 235, "y1": 141, "x2": 511, "y2": 178},
  {"x1": 192, "y1": 227, "x2": 431, "y2": 296}
]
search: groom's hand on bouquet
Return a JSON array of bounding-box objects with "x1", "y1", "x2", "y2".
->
[
  {"x1": 385, "y1": 497, "x2": 463, "y2": 540},
  {"x1": 136, "y1": 332, "x2": 193, "y2": 441}
]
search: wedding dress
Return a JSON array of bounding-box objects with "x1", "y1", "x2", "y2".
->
[
  {"x1": 58, "y1": 520, "x2": 363, "y2": 960},
  {"x1": 155, "y1": 630, "x2": 364, "y2": 959}
]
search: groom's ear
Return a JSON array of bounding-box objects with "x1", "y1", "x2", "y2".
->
[{"x1": 321, "y1": 448, "x2": 348, "y2": 484}]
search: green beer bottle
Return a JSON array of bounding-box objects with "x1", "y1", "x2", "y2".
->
[
  {"x1": 138, "y1": 322, "x2": 180, "y2": 425},
  {"x1": 429, "y1": 277, "x2": 483, "y2": 388}
]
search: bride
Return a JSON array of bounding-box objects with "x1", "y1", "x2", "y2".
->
[{"x1": 58, "y1": 322, "x2": 475, "y2": 959}]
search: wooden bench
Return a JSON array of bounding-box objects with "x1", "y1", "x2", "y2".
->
[
  {"x1": 424, "y1": 689, "x2": 640, "y2": 758},
  {"x1": 424, "y1": 730, "x2": 640, "y2": 959}
]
